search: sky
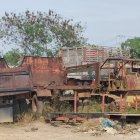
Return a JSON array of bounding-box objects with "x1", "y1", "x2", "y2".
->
[{"x1": 0, "y1": 0, "x2": 140, "y2": 49}]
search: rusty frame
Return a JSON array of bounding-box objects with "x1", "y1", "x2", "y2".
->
[
  {"x1": 100, "y1": 58, "x2": 140, "y2": 91},
  {"x1": 100, "y1": 58, "x2": 140, "y2": 69},
  {"x1": 100, "y1": 58, "x2": 140, "y2": 114}
]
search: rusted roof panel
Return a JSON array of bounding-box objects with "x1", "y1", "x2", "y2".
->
[{"x1": 0, "y1": 66, "x2": 30, "y2": 74}]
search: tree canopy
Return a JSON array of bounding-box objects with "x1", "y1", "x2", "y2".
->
[
  {"x1": 121, "y1": 37, "x2": 140, "y2": 58},
  {"x1": 3, "y1": 48, "x2": 22, "y2": 66},
  {"x1": 0, "y1": 10, "x2": 86, "y2": 57}
]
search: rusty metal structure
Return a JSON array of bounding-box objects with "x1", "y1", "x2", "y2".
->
[
  {"x1": 0, "y1": 66, "x2": 32, "y2": 96},
  {"x1": 46, "y1": 58, "x2": 140, "y2": 121},
  {"x1": 20, "y1": 56, "x2": 66, "y2": 97},
  {"x1": 21, "y1": 56, "x2": 66, "y2": 86},
  {"x1": 0, "y1": 55, "x2": 140, "y2": 122},
  {"x1": 100, "y1": 58, "x2": 140, "y2": 113}
]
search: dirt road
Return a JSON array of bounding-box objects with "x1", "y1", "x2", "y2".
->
[{"x1": 0, "y1": 122, "x2": 139, "y2": 140}]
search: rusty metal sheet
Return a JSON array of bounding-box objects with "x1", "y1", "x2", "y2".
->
[
  {"x1": 36, "y1": 89, "x2": 51, "y2": 97},
  {"x1": 21, "y1": 56, "x2": 66, "y2": 86},
  {"x1": 0, "y1": 66, "x2": 32, "y2": 95},
  {"x1": 66, "y1": 62, "x2": 100, "y2": 86},
  {"x1": 78, "y1": 92, "x2": 91, "y2": 98},
  {"x1": 66, "y1": 62, "x2": 99, "y2": 73},
  {"x1": 0, "y1": 91, "x2": 30, "y2": 97},
  {"x1": 126, "y1": 75, "x2": 136, "y2": 90},
  {"x1": 15, "y1": 93, "x2": 31, "y2": 99},
  {"x1": 46, "y1": 85, "x2": 95, "y2": 90},
  {"x1": 126, "y1": 75, "x2": 140, "y2": 90},
  {"x1": 0, "y1": 65, "x2": 30, "y2": 74}
]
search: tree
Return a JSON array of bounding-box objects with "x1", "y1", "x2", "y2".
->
[
  {"x1": 0, "y1": 10, "x2": 86, "y2": 56},
  {"x1": 3, "y1": 48, "x2": 22, "y2": 66},
  {"x1": 121, "y1": 37, "x2": 140, "y2": 58}
]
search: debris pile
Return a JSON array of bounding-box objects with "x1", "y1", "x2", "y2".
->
[
  {"x1": 73, "y1": 118, "x2": 140, "y2": 136},
  {"x1": 117, "y1": 123, "x2": 140, "y2": 135},
  {"x1": 75, "y1": 118, "x2": 117, "y2": 136}
]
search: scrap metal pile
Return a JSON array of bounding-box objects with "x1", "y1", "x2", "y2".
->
[{"x1": 0, "y1": 47, "x2": 139, "y2": 123}]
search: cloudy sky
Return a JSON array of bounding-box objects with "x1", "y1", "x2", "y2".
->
[{"x1": 0, "y1": 0, "x2": 140, "y2": 47}]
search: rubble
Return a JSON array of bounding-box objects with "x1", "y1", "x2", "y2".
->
[
  {"x1": 73, "y1": 118, "x2": 140, "y2": 136},
  {"x1": 104, "y1": 127, "x2": 117, "y2": 135},
  {"x1": 75, "y1": 118, "x2": 118, "y2": 135},
  {"x1": 138, "y1": 128, "x2": 140, "y2": 132}
]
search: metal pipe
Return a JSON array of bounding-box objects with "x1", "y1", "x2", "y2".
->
[
  {"x1": 108, "y1": 60, "x2": 111, "y2": 90},
  {"x1": 121, "y1": 61, "x2": 124, "y2": 90},
  {"x1": 102, "y1": 95, "x2": 105, "y2": 113},
  {"x1": 74, "y1": 91, "x2": 77, "y2": 113},
  {"x1": 135, "y1": 95, "x2": 138, "y2": 111},
  {"x1": 120, "y1": 94, "x2": 123, "y2": 113}
]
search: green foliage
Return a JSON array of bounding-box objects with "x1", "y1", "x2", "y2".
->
[
  {"x1": 121, "y1": 37, "x2": 140, "y2": 58},
  {"x1": 0, "y1": 10, "x2": 86, "y2": 57},
  {"x1": 127, "y1": 107, "x2": 140, "y2": 114},
  {"x1": 3, "y1": 49, "x2": 22, "y2": 66}
]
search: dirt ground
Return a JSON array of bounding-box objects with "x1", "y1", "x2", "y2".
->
[{"x1": 0, "y1": 121, "x2": 140, "y2": 140}]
